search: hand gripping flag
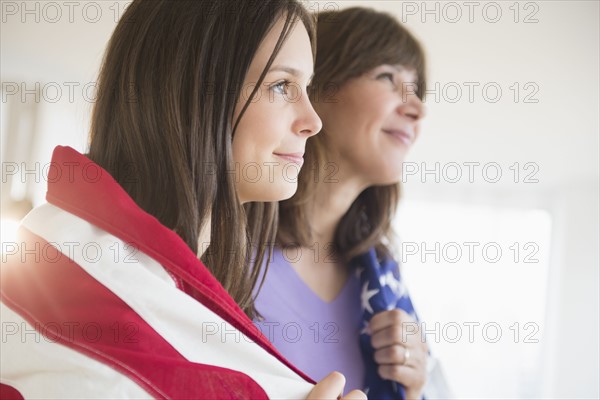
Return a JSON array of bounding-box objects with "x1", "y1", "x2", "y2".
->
[{"x1": 353, "y1": 248, "x2": 423, "y2": 400}]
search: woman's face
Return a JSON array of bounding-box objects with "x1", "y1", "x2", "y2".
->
[
  {"x1": 232, "y1": 17, "x2": 321, "y2": 203},
  {"x1": 316, "y1": 64, "x2": 425, "y2": 187}
]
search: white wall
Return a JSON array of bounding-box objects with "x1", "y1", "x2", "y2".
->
[{"x1": 1, "y1": 1, "x2": 598, "y2": 398}]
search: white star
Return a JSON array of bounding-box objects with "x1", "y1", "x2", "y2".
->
[
  {"x1": 361, "y1": 281, "x2": 379, "y2": 314},
  {"x1": 379, "y1": 270, "x2": 406, "y2": 297}
]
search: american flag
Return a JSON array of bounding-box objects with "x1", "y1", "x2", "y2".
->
[{"x1": 0, "y1": 146, "x2": 314, "y2": 399}]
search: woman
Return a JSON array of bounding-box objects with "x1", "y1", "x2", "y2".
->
[
  {"x1": 254, "y1": 7, "x2": 429, "y2": 399},
  {"x1": 0, "y1": 1, "x2": 364, "y2": 399}
]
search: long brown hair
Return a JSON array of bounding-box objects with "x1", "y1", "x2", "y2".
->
[
  {"x1": 88, "y1": 0, "x2": 316, "y2": 317},
  {"x1": 278, "y1": 7, "x2": 427, "y2": 262}
]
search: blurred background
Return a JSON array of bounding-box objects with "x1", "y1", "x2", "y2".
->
[{"x1": 1, "y1": 0, "x2": 598, "y2": 398}]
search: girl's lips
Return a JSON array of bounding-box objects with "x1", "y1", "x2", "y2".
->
[
  {"x1": 383, "y1": 129, "x2": 414, "y2": 146},
  {"x1": 273, "y1": 152, "x2": 304, "y2": 165}
]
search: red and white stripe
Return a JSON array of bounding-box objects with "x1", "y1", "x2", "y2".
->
[{"x1": 1, "y1": 203, "x2": 314, "y2": 398}]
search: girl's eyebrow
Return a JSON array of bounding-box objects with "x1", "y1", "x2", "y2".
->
[
  {"x1": 268, "y1": 65, "x2": 300, "y2": 76},
  {"x1": 268, "y1": 65, "x2": 314, "y2": 81}
]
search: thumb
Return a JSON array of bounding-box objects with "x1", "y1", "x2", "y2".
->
[{"x1": 307, "y1": 371, "x2": 346, "y2": 399}]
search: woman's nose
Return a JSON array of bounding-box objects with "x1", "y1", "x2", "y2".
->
[
  {"x1": 296, "y1": 95, "x2": 323, "y2": 137},
  {"x1": 397, "y1": 91, "x2": 425, "y2": 121}
]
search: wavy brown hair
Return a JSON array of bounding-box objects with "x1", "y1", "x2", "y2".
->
[
  {"x1": 278, "y1": 7, "x2": 427, "y2": 262},
  {"x1": 88, "y1": 0, "x2": 315, "y2": 317}
]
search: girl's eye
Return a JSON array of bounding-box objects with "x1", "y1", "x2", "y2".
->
[{"x1": 272, "y1": 80, "x2": 290, "y2": 95}]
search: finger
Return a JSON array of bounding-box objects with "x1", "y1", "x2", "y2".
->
[
  {"x1": 371, "y1": 322, "x2": 426, "y2": 350},
  {"x1": 374, "y1": 344, "x2": 409, "y2": 365},
  {"x1": 374, "y1": 345, "x2": 427, "y2": 369},
  {"x1": 342, "y1": 389, "x2": 368, "y2": 400},
  {"x1": 307, "y1": 371, "x2": 345, "y2": 400},
  {"x1": 378, "y1": 364, "x2": 427, "y2": 389},
  {"x1": 370, "y1": 309, "x2": 412, "y2": 334},
  {"x1": 371, "y1": 325, "x2": 403, "y2": 349}
]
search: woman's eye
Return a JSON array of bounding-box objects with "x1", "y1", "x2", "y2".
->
[
  {"x1": 272, "y1": 80, "x2": 290, "y2": 95},
  {"x1": 376, "y1": 72, "x2": 395, "y2": 84}
]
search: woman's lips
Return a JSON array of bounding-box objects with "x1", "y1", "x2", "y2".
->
[
  {"x1": 273, "y1": 152, "x2": 304, "y2": 165},
  {"x1": 383, "y1": 129, "x2": 414, "y2": 146}
]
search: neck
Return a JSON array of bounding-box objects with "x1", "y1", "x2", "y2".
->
[
  {"x1": 308, "y1": 173, "x2": 367, "y2": 250},
  {"x1": 289, "y1": 170, "x2": 366, "y2": 302}
]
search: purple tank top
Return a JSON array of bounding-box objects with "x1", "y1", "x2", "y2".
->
[{"x1": 253, "y1": 247, "x2": 365, "y2": 391}]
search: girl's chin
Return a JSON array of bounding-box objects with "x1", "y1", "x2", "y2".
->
[
  {"x1": 248, "y1": 182, "x2": 299, "y2": 203},
  {"x1": 277, "y1": 182, "x2": 299, "y2": 201}
]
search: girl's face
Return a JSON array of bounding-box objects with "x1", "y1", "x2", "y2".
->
[
  {"x1": 232, "y1": 17, "x2": 321, "y2": 204},
  {"x1": 316, "y1": 64, "x2": 425, "y2": 187}
]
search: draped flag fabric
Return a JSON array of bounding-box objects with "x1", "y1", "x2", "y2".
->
[
  {"x1": 0, "y1": 146, "x2": 315, "y2": 399},
  {"x1": 353, "y1": 248, "x2": 422, "y2": 400}
]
